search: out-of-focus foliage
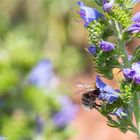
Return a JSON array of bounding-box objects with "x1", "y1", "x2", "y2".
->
[{"x1": 0, "y1": 0, "x2": 87, "y2": 139}]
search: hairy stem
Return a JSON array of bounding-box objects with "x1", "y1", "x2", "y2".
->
[
  {"x1": 114, "y1": 20, "x2": 140, "y2": 137},
  {"x1": 113, "y1": 20, "x2": 129, "y2": 68},
  {"x1": 133, "y1": 90, "x2": 140, "y2": 139}
]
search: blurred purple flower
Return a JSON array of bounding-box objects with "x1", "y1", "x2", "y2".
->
[
  {"x1": 99, "y1": 41, "x2": 115, "y2": 52},
  {"x1": 52, "y1": 96, "x2": 78, "y2": 128},
  {"x1": 133, "y1": 74, "x2": 140, "y2": 84},
  {"x1": 96, "y1": 76, "x2": 118, "y2": 104},
  {"x1": 132, "y1": 0, "x2": 140, "y2": 3},
  {"x1": 123, "y1": 62, "x2": 140, "y2": 84},
  {"x1": 127, "y1": 23, "x2": 140, "y2": 33},
  {"x1": 77, "y1": 1, "x2": 103, "y2": 27},
  {"x1": 132, "y1": 62, "x2": 140, "y2": 84},
  {"x1": 127, "y1": 11, "x2": 140, "y2": 33},
  {"x1": 123, "y1": 68, "x2": 136, "y2": 79},
  {"x1": 132, "y1": 12, "x2": 140, "y2": 23},
  {"x1": 36, "y1": 115, "x2": 44, "y2": 134},
  {"x1": 28, "y1": 59, "x2": 59, "y2": 88},
  {"x1": 103, "y1": 0, "x2": 114, "y2": 12},
  {"x1": 128, "y1": 55, "x2": 133, "y2": 61},
  {"x1": 0, "y1": 137, "x2": 5, "y2": 140},
  {"x1": 88, "y1": 45, "x2": 96, "y2": 56}
]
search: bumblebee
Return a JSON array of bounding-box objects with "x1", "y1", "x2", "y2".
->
[{"x1": 82, "y1": 88, "x2": 101, "y2": 110}]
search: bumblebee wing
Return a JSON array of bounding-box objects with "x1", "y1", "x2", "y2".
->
[
  {"x1": 82, "y1": 104, "x2": 92, "y2": 111},
  {"x1": 76, "y1": 82, "x2": 95, "y2": 94}
]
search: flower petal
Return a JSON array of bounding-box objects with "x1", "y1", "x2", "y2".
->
[
  {"x1": 77, "y1": 1, "x2": 103, "y2": 27},
  {"x1": 132, "y1": 12, "x2": 140, "y2": 23},
  {"x1": 123, "y1": 68, "x2": 136, "y2": 79},
  {"x1": 127, "y1": 23, "x2": 140, "y2": 33},
  {"x1": 133, "y1": 74, "x2": 140, "y2": 84},
  {"x1": 96, "y1": 76, "x2": 118, "y2": 103},
  {"x1": 132, "y1": 62, "x2": 140, "y2": 74},
  {"x1": 88, "y1": 45, "x2": 96, "y2": 56},
  {"x1": 103, "y1": 0, "x2": 114, "y2": 12}
]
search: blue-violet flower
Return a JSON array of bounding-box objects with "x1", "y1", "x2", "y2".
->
[
  {"x1": 99, "y1": 40, "x2": 115, "y2": 52},
  {"x1": 77, "y1": 1, "x2": 103, "y2": 27},
  {"x1": 88, "y1": 45, "x2": 96, "y2": 56},
  {"x1": 103, "y1": 0, "x2": 114, "y2": 12},
  {"x1": 123, "y1": 62, "x2": 140, "y2": 84},
  {"x1": 123, "y1": 68, "x2": 136, "y2": 79},
  {"x1": 36, "y1": 115, "x2": 44, "y2": 134},
  {"x1": 28, "y1": 59, "x2": 59, "y2": 88},
  {"x1": 132, "y1": 0, "x2": 140, "y2": 3},
  {"x1": 132, "y1": 12, "x2": 140, "y2": 23},
  {"x1": 96, "y1": 76, "x2": 118, "y2": 104},
  {"x1": 127, "y1": 22, "x2": 140, "y2": 33},
  {"x1": 52, "y1": 96, "x2": 78, "y2": 127}
]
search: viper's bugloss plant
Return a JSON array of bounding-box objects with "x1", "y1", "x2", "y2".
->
[{"x1": 76, "y1": 0, "x2": 140, "y2": 138}]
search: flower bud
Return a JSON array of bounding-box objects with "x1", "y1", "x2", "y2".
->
[
  {"x1": 99, "y1": 40, "x2": 115, "y2": 52},
  {"x1": 103, "y1": 0, "x2": 114, "y2": 12}
]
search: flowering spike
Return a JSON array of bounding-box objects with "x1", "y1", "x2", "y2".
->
[{"x1": 75, "y1": 0, "x2": 140, "y2": 135}]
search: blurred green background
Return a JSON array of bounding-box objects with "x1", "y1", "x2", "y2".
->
[{"x1": 0, "y1": 0, "x2": 93, "y2": 140}]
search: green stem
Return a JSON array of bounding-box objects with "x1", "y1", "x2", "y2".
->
[
  {"x1": 113, "y1": 20, "x2": 129, "y2": 68},
  {"x1": 133, "y1": 90, "x2": 140, "y2": 139},
  {"x1": 113, "y1": 20, "x2": 140, "y2": 138}
]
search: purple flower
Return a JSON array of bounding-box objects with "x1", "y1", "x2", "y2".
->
[
  {"x1": 88, "y1": 45, "x2": 96, "y2": 56},
  {"x1": 123, "y1": 68, "x2": 136, "y2": 79},
  {"x1": 36, "y1": 115, "x2": 44, "y2": 134},
  {"x1": 127, "y1": 22, "x2": 140, "y2": 33},
  {"x1": 28, "y1": 59, "x2": 59, "y2": 88},
  {"x1": 133, "y1": 74, "x2": 140, "y2": 84},
  {"x1": 127, "y1": 11, "x2": 140, "y2": 33},
  {"x1": 103, "y1": 0, "x2": 114, "y2": 12},
  {"x1": 132, "y1": 0, "x2": 140, "y2": 3},
  {"x1": 132, "y1": 62, "x2": 140, "y2": 84},
  {"x1": 52, "y1": 96, "x2": 78, "y2": 127},
  {"x1": 123, "y1": 62, "x2": 140, "y2": 84},
  {"x1": 77, "y1": 1, "x2": 103, "y2": 27},
  {"x1": 96, "y1": 76, "x2": 118, "y2": 104},
  {"x1": 128, "y1": 55, "x2": 133, "y2": 61},
  {"x1": 132, "y1": 12, "x2": 140, "y2": 23},
  {"x1": 0, "y1": 137, "x2": 5, "y2": 140},
  {"x1": 99, "y1": 41, "x2": 115, "y2": 52}
]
